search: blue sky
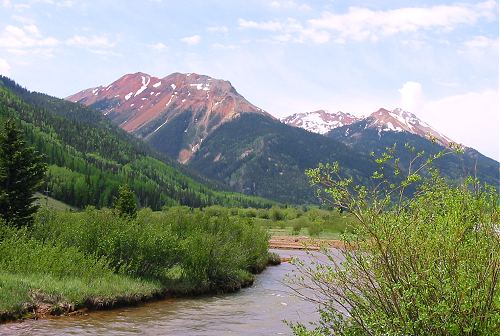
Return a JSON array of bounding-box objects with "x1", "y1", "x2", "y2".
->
[{"x1": 0, "y1": 0, "x2": 498, "y2": 159}]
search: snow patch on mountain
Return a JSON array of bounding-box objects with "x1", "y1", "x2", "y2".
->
[
  {"x1": 134, "y1": 75, "x2": 150, "y2": 97},
  {"x1": 281, "y1": 110, "x2": 359, "y2": 134},
  {"x1": 367, "y1": 108, "x2": 454, "y2": 146}
]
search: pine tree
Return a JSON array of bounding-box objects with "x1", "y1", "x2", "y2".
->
[
  {"x1": 114, "y1": 184, "x2": 137, "y2": 219},
  {"x1": 0, "y1": 118, "x2": 47, "y2": 228}
]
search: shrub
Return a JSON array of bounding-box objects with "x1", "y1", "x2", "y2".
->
[
  {"x1": 257, "y1": 208, "x2": 270, "y2": 219},
  {"x1": 290, "y1": 146, "x2": 500, "y2": 335},
  {"x1": 0, "y1": 234, "x2": 112, "y2": 280},
  {"x1": 307, "y1": 220, "x2": 323, "y2": 237},
  {"x1": 292, "y1": 219, "x2": 303, "y2": 235},
  {"x1": 31, "y1": 206, "x2": 269, "y2": 292},
  {"x1": 270, "y1": 206, "x2": 285, "y2": 221}
]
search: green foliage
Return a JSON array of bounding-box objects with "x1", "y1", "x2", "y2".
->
[
  {"x1": 0, "y1": 229, "x2": 161, "y2": 316},
  {"x1": 31, "y1": 206, "x2": 269, "y2": 291},
  {"x1": 0, "y1": 118, "x2": 46, "y2": 228},
  {"x1": 235, "y1": 205, "x2": 353, "y2": 239},
  {"x1": 270, "y1": 205, "x2": 285, "y2": 221},
  {"x1": 307, "y1": 219, "x2": 323, "y2": 237},
  {"x1": 292, "y1": 218, "x2": 304, "y2": 235},
  {"x1": 114, "y1": 185, "x2": 137, "y2": 219},
  {"x1": 291, "y1": 148, "x2": 500, "y2": 335},
  {"x1": 328, "y1": 119, "x2": 499, "y2": 188},
  {"x1": 0, "y1": 204, "x2": 271, "y2": 318},
  {"x1": 189, "y1": 113, "x2": 377, "y2": 204},
  {"x1": 0, "y1": 77, "x2": 275, "y2": 210},
  {"x1": 0, "y1": 233, "x2": 112, "y2": 280}
]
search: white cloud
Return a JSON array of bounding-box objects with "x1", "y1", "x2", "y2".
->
[
  {"x1": 268, "y1": 0, "x2": 311, "y2": 11},
  {"x1": 0, "y1": 24, "x2": 59, "y2": 55},
  {"x1": 180, "y1": 35, "x2": 201, "y2": 45},
  {"x1": 238, "y1": 18, "x2": 284, "y2": 32},
  {"x1": 419, "y1": 89, "x2": 499, "y2": 160},
  {"x1": 399, "y1": 81, "x2": 424, "y2": 114},
  {"x1": 150, "y1": 42, "x2": 167, "y2": 50},
  {"x1": 2, "y1": 0, "x2": 30, "y2": 9},
  {"x1": 0, "y1": 58, "x2": 11, "y2": 75},
  {"x1": 207, "y1": 25, "x2": 228, "y2": 33},
  {"x1": 66, "y1": 35, "x2": 115, "y2": 49},
  {"x1": 463, "y1": 35, "x2": 498, "y2": 49},
  {"x1": 238, "y1": 18, "x2": 330, "y2": 44},
  {"x1": 396, "y1": 82, "x2": 499, "y2": 159},
  {"x1": 241, "y1": 1, "x2": 497, "y2": 45},
  {"x1": 309, "y1": 1, "x2": 496, "y2": 42},
  {"x1": 211, "y1": 43, "x2": 238, "y2": 50}
]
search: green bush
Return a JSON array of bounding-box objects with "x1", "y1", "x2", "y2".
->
[
  {"x1": 31, "y1": 206, "x2": 269, "y2": 291},
  {"x1": 307, "y1": 220, "x2": 323, "y2": 237},
  {"x1": 291, "y1": 147, "x2": 500, "y2": 335},
  {"x1": 257, "y1": 208, "x2": 270, "y2": 219},
  {"x1": 238, "y1": 208, "x2": 257, "y2": 218},
  {"x1": 270, "y1": 206, "x2": 285, "y2": 221},
  {"x1": 292, "y1": 218, "x2": 304, "y2": 235},
  {"x1": 33, "y1": 208, "x2": 178, "y2": 279}
]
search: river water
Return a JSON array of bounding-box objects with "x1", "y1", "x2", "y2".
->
[{"x1": 0, "y1": 249, "x2": 331, "y2": 336}]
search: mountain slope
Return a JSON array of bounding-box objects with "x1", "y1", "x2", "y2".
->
[
  {"x1": 281, "y1": 110, "x2": 359, "y2": 134},
  {"x1": 361, "y1": 108, "x2": 453, "y2": 147},
  {"x1": 189, "y1": 113, "x2": 377, "y2": 204},
  {"x1": 0, "y1": 76, "x2": 275, "y2": 209},
  {"x1": 68, "y1": 72, "x2": 272, "y2": 163},
  {"x1": 328, "y1": 115, "x2": 499, "y2": 187}
]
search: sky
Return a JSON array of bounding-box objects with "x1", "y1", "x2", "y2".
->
[{"x1": 0, "y1": 0, "x2": 498, "y2": 160}]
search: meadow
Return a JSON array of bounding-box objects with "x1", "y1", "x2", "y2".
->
[{"x1": 233, "y1": 206, "x2": 356, "y2": 239}]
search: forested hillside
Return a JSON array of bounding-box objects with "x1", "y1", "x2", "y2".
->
[
  {"x1": 328, "y1": 119, "x2": 499, "y2": 187},
  {"x1": 0, "y1": 76, "x2": 274, "y2": 209},
  {"x1": 189, "y1": 113, "x2": 377, "y2": 204}
]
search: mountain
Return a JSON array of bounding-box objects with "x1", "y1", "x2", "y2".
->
[
  {"x1": 281, "y1": 110, "x2": 359, "y2": 134},
  {"x1": 327, "y1": 109, "x2": 499, "y2": 187},
  {"x1": 68, "y1": 74, "x2": 380, "y2": 203},
  {"x1": 67, "y1": 72, "x2": 272, "y2": 163},
  {"x1": 281, "y1": 108, "x2": 453, "y2": 147},
  {"x1": 0, "y1": 76, "x2": 274, "y2": 209},
  {"x1": 69, "y1": 73, "x2": 498, "y2": 203},
  {"x1": 188, "y1": 113, "x2": 377, "y2": 204},
  {"x1": 360, "y1": 108, "x2": 453, "y2": 147}
]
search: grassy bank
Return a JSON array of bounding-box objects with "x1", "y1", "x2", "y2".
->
[{"x1": 0, "y1": 206, "x2": 275, "y2": 323}]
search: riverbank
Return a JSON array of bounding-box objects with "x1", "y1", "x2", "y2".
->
[
  {"x1": 0, "y1": 253, "x2": 281, "y2": 324},
  {"x1": 0, "y1": 207, "x2": 274, "y2": 325},
  {"x1": 1, "y1": 249, "x2": 320, "y2": 336},
  {"x1": 269, "y1": 235, "x2": 346, "y2": 250}
]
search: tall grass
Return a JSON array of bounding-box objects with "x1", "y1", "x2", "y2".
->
[
  {"x1": 0, "y1": 205, "x2": 271, "y2": 321},
  {"x1": 0, "y1": 230, "x2": 161, "y2": 319},
  {"x1": 31, "y1": 206, "x2": 269, "y2": 291}
]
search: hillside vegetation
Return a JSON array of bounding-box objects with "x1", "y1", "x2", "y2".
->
[{"x1": 0, "y1": 76, "x2": 274, "y2": 209}]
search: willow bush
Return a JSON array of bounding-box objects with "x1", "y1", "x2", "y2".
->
[{"x1": 289, "y1": 144, "x2": 499, "y2": 336}]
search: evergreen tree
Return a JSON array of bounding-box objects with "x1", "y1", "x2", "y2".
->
[
  {"x1": 0, "y1": 118, "x2": 47, "y2": 227},
  {"x1": 114, "y1": 184, "x2": 137, "y2": 219}
]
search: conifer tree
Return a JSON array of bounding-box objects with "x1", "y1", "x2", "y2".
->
[
  {"x1": 114, "y1": 184, "x2": 137, "y2": 219},
  {"x1": 0, "y1": 118, "x2": 47, "y2": 227}
]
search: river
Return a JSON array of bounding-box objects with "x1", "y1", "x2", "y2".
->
[{"x1": 0, "y1": 249, "x2": 329, "y2": 336}]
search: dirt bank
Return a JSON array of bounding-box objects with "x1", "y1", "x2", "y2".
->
[{"x1": 269, "y1": 235, "x2": 346, "y2": 250}]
